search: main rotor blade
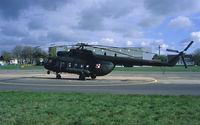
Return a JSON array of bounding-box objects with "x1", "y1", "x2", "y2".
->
[
  {"x1": 181, "y1": 56, "x2": 187, "y2": 68},
  {"x1": 166, "y1": 49, "x2": 179, "y2": 53},
  {"x1": 184, "y1": 41, "x2": 194, "y2": 51}
]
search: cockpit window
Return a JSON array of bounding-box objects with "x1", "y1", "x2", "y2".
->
[{"x1": 47, "y1": 58, "x2": 56, "y2": 66}]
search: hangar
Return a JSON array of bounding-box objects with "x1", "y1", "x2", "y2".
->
[
  {"x1": 49, "y1": 45, "x2": 152, "y2": 61},
  {"x1": 86, "y1": 47, "x2": 152, "y2": 60}
]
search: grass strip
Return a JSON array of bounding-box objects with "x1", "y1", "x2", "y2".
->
[
  {"x1": 114, "y1": 66, "x2": 200, "y2": 72},
  {"x1": 1, "y1": 65, "x2": 200, "y2": 72},
  {"x1": 0, "y1": 91, "x2": 200, "y2": 125},
  {"x1": 0, "y1": 65, "x2": 44, "y2": 70}
]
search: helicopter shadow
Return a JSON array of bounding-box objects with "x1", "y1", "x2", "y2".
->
[{"x1": 28, "y1": 76, "x2": 95, "y2": 81}]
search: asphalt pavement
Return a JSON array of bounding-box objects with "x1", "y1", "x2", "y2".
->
[{"x1": 0, "y1": 70, "x2": 200, "y2": 95}]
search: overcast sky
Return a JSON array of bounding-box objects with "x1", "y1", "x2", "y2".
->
[{"x1": 0, "y1": 0, "x2": 200, "y2": 54}]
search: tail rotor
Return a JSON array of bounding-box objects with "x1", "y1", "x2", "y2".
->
[{"x1": 166, "y1": 41, "x2": 194, "y2": 68}]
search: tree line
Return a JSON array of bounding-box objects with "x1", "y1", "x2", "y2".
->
[
  {"x1": 1, "y1": 45, "x2": 200, "y2": 66},
  {"x1": 0, "y1": 45, "x2": 48, "y2": 65}
]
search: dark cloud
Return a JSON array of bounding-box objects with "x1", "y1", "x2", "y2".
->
[
  {"x1": 78, "y1": 11, "x2": 105, "y2": 31},
  {"x1": 0, "y1": 0, "x2": 199, "y2": 53},
  {"x1": 137, "y1": 15, "x2": 164, "y2": 28},
  {"x1": 0, "y1": 36, "x2": 22, "y2": 52},
  {"x1": 78, "y1": 0, "x2": 136, "y2": 31},
  {"x1": 1, "y1": 23, "x2": 29, "y2": 37},
  {"x1": 21, "y1": 35, "x2": 47, "y2": 46},
  {"x1": 0, "y1": 0, "x2": 29, "y2": 19},
  {"x1": 138, "y1": 0, "x2": 200, "y2": 28},
  {"x1": 0, "y1": 0, "x2": 72, "y2": 19},
  {"x1": 28, "y1": 17, "x2": 46, "y2": 30},
  {"x1": 47, "y1": 30, "x2": 76, "y2": 42}
]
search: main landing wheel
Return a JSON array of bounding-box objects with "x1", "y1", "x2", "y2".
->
[
  {"x1": 56, "y1": 73, "x2": 61, "y2": 79},
  {"x1": 79, "y1": 74, "x2": 86, "y2": 80},
  {"x1": 91, "y1": 74, "x2": 96, "y2": 80}
]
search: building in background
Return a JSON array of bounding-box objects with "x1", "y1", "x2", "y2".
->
[
  {"x1": 87, "y1": 47, "x2": 152, "y2": 60},
  {"x1": 10, "y1": 59, "x2": 18, "y2": 65},
  {"x1": 48, "y1": 46, "x2": 57, "y2": 57},
  {"x1": 49, "y1": 45, "x2": 68, "y2": 57},
  {"x1": 50, "y1": 45, "x2": 152, "y2": 61}
]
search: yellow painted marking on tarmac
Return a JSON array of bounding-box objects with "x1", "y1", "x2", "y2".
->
[{"x1": 0, "y1": 79, "x2": 158, "y2": 87}]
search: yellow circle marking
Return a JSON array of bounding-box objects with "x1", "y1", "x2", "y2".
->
[{"x1": 0, "y1": 79, "x2": 157, "y2": 87}]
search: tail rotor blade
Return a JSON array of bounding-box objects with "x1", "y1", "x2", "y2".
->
[
  {"x1": 181, "y1": 56, "x2": 187, "y2": 68},
  {"x1": 184, "y1": 41, "x2": 194, "y2": 51},
  {"x1": 166, "y1": 49, "x2": 179, "y2": 53}
]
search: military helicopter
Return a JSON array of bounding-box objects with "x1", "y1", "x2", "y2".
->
[{"x1": 44, "y1": 41, "x2": 194, "y2": 80}]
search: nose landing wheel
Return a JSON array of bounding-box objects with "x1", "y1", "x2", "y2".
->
[{"x1": 56, "y1": 73, "x2": 61, "y2": 79}]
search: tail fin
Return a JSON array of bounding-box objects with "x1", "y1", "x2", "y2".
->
[
  {"x1": 167, "y1": 41, "x2": 194, "y2": 68},
  {"x1": 168, "y1": 52, "x2": 183, "y2": 66}
]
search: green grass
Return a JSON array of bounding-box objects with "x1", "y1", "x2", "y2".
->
[
  {"x1": 114, "y1": 66, "x2": 200, "y2": 72},
  {"x1": 0, "y1": 91, "x2": 200, "y2": 125},
  {"x1": 0, "y1": 65, "x2": 44, "y2": 70},
  {"x1": 1, "y1": 65, "x2": 200, "y2": 72}
]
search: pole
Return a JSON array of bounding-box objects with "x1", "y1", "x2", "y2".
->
[{"x1": 158, "y1": 45, "x2": 161, "y2": 55}]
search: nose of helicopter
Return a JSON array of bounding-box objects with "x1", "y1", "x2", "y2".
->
[
  {"x1": 43, "y1": 61, "x2": 49, "y2": 69},
  {"x1": 43, "y1": 58, "x2": 51, "y2": 70}
]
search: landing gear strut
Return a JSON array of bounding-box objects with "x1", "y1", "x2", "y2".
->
[
  {"x1": 79, "y1": 73, "x2": 86, "y2": 80},
  {"x1": 56, "y1": 73, "x2": 61, "y2": 79}
]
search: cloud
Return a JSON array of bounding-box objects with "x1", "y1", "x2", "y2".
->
[
  {"x1": 101, "y1": 38, "x2": 114, "y2": 44},
  {"x1": 112, "y1": 24, "x2": 144, "y2": 38},
  {"x1": 139, "y1": 0, "x2": 200, "y2": 29},
  {"x1": 28, "y1": 17, "x2": 46, "y2": 30},
  {"x1": 47, "y1": 28, "x2": 75, "y2": 42},
  {"x1": 168, "y1": 16, "x2": 193, "y2": 29},
  {"x1": 190, "y1": 31, "x2": 200, "y2": 42},
  {"x1": 137, "y1": 14, "x2": 164, "y2": 28},
  {"x1": 0, "y1": 22, "x2": 29, "y2": 37},
  {"x1": 144, "y1": 0, "x2": 200, "y2": 16},
  {"x1": 0, "y1": 0, "x2": 200, "y2": 54},
  {"x1": 77, "y1": 0, "x2": 137, "y2": 31},
  {"x1": 0, "y1": 0, "x2": 72, "y2": 19},
  {"x1": 126, "y1": 41, "x2": 133, "y2": 46}
]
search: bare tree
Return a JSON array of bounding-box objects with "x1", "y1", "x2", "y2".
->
[
  {"x1": 192, "y1": 48, "x2": 200, "y2": 66},
  {"x1": 12, "y1": 45, "x2": 23, "y2": 64},
  {"x1": 1, "y1": 51, "x2": 12, "y2": 63},
  {"x1": 22, "y1": 46, "x2": 33, "y2": 64},
  {"x1": 33, "y1": 46, "x2": 42, "y2": 59}
]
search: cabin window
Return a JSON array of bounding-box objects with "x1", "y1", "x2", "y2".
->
[
  {"x1": 56, "y1": 61, "x2": 60, "y2": 67},
  {"x1": 61, "y1": 62, "x2": 65, "y2": 68},
  {"x1": 62, "y1": 62, "x2": 65, "y2": 65},
  {"x1": 80, "y1": 64, "x2": 84, "y2": 69},
  {"x1": 68, "y1": 63, "x2": 72, "y2": 68},
  {"x1": 74, "y1": 64, "x2": 78, "y2": 68},
  {"x1": 86, "y1": 65, "x2": 90, "y2": 69}
]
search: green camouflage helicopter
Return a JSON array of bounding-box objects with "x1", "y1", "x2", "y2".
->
[{"x1": 44, "y1": 41, "x2": 193, "y2": 80}]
